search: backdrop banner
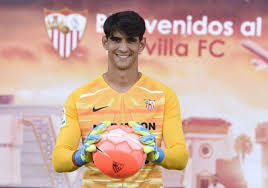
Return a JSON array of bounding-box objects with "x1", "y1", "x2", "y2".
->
[{"x1": 0, "y1": 0, "x2": 268, "y2": 188}]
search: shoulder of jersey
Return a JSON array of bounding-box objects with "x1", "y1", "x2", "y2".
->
[
  {"x1": 141, "y1": 74, "x2": 172, "y2": 93},
  {"x1": 69, "y1": 76, "x2": 106, "y2": 99}
]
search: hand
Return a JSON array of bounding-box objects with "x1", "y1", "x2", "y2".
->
[
  {"x1": 73, "y1": 121, "x2": 111, "y2": 166},
  {"x1": 129, "y1": 121, "x2": 165, "y2": 163}
]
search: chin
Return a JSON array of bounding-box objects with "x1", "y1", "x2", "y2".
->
[
  {"x1": 116, "y1": 63, "x2": 132, "y2": 70},
  {"x1": 112, "y1": 60, "x2": 134, "y2": 70}
]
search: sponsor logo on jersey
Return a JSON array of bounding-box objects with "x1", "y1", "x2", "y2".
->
[
  {"x1": 144, "y1": 99, "x2": 155, "y2": 111},
  {"x1": 92, "y1": 106, "x2": 108, "y2": 112},
  {"x1": 93, "y1": 122, "x2": 156, "y2": 130},
  {"x1": 44, "y1": 8, "x2": 88, "y2": 58}
]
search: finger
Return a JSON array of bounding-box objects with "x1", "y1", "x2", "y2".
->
[
  {"x1": 81, "y1": 154, "x2": 90, "y2": 163},
  {"x1": 85, "y1": 134, "x2": 101, "y2": 145},
  {"x1": 85, "y1": 144, "x2": 97, "y2": 153},
  {"x1": 133, "y1": 127, "x2": 150, "y2": 136},
  {"x1": 129, "y1": 121, "x2": 150, "y2": 136},
  {"x1": 101, "y1": 120, "x2": 111, "y2": 130},
  {"x1": 147, "y1": 151, "x2": 159, "y2": 162},
  {"x1": 143, "y1": 145, "x2": 155, "y2": 154},
  {"x1": 90, "y1": 121, "x2": 111, "y2": 136},
  {"x1": 129, "y1": 121, "x2": 142, "y2": 128},
  {"x1": 140, "y1": 134, "x2": 155, "y2": 145}
]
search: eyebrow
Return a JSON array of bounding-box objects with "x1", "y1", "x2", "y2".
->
[
  {"x1": 110, "y1": 36, "x2": 138, "y2": 42},
  {"x1": 110, "y1": 36, "x2": 121, "y2": 40},
  {"x1": 127, "y1": 37, "x2": 138, "y2": 42}
]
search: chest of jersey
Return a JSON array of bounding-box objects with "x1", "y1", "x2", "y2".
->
[{"x1": 76, "y1": 87, "x2": 165, "y2": 145}]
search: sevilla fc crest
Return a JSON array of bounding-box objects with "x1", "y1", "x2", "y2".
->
[
  {"x1": 44, "y1": 8, "x2": 87, "y2": 58},
  {"x1": 144, "y1": 99, "x2": 155, "y2": 111}
]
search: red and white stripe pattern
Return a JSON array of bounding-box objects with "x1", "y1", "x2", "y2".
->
[
  {"x1": 47, "y1": 29, "x2": 81, "y2": 58},
  {"x1": 144, "y1": 99, "x2": 155, "y2": 111}
]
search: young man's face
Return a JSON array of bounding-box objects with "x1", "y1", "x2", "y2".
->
[{"x1": 102, "y1": 31, "x2": 145, "y2": 70}]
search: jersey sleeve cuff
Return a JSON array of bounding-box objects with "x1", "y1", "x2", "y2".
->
[
  {"x1": 73, "y1": 150, "x2": 86, "y2": 166},
  {"x1": 154, "y1": 148, "x2": 165, "y2": 163}
]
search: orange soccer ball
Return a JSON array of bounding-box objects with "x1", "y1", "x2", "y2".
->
[{"x1": 92, "y1": 125, "x2": 146, "y2": 178}]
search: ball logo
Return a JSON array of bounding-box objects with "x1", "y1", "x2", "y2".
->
[
  {"x1": 112, "y1": 161, "x2": 124, "y2": 173},
  {"x1": 44, "y1": 8, "x2": 88, "y2": 58}
]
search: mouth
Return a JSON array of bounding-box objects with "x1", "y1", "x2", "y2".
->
[{"x1": 116, "y1": 54, "x2": 131, "y2": 59}]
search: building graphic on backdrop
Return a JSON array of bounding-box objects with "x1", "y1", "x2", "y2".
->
[
  {"x1": 44, "y1": 8, "x2": 88, "y2": 58},
  {"x1": 182, "y1": 117, "x2": 245, "y2": 188}
]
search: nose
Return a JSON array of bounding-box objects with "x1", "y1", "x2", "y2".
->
[{"x1": 117, "y1": 41, "x2": 128, "y2": 52}]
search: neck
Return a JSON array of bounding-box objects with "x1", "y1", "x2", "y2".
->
[{"x1": 103, "y1": 66, "x2": 141, "y2": 92}]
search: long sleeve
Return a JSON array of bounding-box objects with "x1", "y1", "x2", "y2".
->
[
  {"x1": 51, "y1": 93, "x2": 82, "y2": 172},
  {"x1": 158, "y1": 88, "x2": 188, "y2": 170}
]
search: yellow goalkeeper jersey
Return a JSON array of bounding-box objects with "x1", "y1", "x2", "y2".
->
[{"x1": 52, "y1": 73, "x2": 188, "y2": 188}]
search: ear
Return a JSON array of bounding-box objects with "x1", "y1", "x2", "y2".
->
[
  {"x1": 102, "y1": 36, "x2": 109, "y2": 50},
  {"x1": 138, "y1": 37, "x2": 146, "y2": 53}
]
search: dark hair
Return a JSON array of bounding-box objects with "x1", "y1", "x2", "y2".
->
[{"x1": 103, "y1": 11, "x2": 146, "y2": 41}]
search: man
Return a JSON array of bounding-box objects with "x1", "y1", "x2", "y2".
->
[
  {"x1": 208, "y1": 174, "x2": 225, "y2": 188},
  {"x1": 52, "y1": 11, "x2": 188, "y2": 188}
]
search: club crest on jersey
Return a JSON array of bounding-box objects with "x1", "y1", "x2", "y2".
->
[
  {"x1": 144, "y1": 99, "x2": 155, "y2": 111},
  {"x1": 44, "y1": 8, "x2": 88, "y2": 58}
]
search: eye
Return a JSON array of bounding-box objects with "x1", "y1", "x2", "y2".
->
[
  {"x1": 110, "y1": 37, "x2": 121, "y2": 43},
  {"x1": 127, "y1": 37, "x2": 137, "y2": 43}
]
